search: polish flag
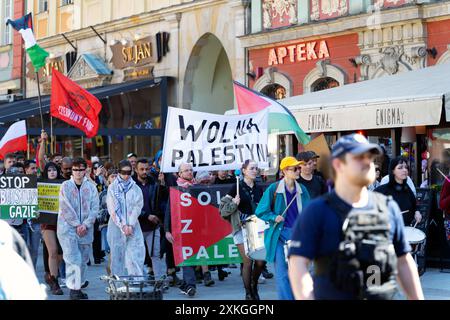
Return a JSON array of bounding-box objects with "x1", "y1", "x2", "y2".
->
[{"x1": 0, "y1": 120, "x2": 27, "y2": 159}]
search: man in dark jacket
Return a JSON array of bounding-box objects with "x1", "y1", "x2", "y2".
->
[{"x1": 134, "y1": 158, "x2": 167, "y2": 282}]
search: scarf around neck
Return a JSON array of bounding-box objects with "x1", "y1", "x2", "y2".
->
[
  {"x1": 112, "y1": 175, "x2": 135, "y2": 224},
  {"x1": 176, "y1": 177, "x2": 197, "y2": 188}
]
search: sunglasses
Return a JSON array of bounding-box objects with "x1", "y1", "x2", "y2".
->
[
  {"x1": 120, "y1": 170, "x2": 132, "y2": 175},
  {"x1": 72, "y1": 168, "x2": 86, "y2": 172},
  {"x1": 247, "y1": 167, "x2": 258, "y2": 171}
]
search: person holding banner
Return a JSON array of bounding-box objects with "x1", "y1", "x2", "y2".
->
[
  {"x1": 220, "y1": 160, "x2": 265, "y2": 300},
  {"x1": 165, "y1": 163, "x2": 200, "y2": 297},
  {"x1": 106, "y1": 160, "x2": 146, "y2": 278},
  {"x1": 57, "y1": 158, "x2": 99, "y2": 300},
  {"x1": 41, "y1": 162, "x2": 65, "y2": 295},
  {"x1": 255, "y1": 157, "x2": 310, "y2": 300}
]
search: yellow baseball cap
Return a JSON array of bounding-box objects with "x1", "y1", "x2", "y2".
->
[{"x1": 280, "y1": 156, "x2": 304, "y2": 170}]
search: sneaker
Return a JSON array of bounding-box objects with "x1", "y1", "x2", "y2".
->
[
  {"x1": 70, "y1": 289, "x2": 88, "y2": 300},
  {"x1": 262, "y1": 265, "x2": 274, "y2": 279},
  {"x1": 187, "y1": 287, "x2": 196, "y2": 297},
  {"x1": 59, "y1": 278, "x2": 67, "y2": 288},
  {"x1": 258, "y1": 275, "x2": 266, "y2": 284},
  {"x1": 180, "y1": 285, "x2": 196, "y2": 297},
  {"x1": 81, "y1": 280, "x2": 89, "y2": 289},
  {"x1": 203, "y1": 271, "x2": 215, "y2": 287}
]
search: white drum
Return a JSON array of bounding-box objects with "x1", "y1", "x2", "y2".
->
[
  {"x1": 242, "y1": 215, "x2": 268, "y2": 261},
  {"x1": 404, "y1": 226, "x2": 426, "y2": 255}
]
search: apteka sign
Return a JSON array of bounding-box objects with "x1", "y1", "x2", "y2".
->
[{"x1": 161, "y1": 107, "x2": 269, "y2": 172}]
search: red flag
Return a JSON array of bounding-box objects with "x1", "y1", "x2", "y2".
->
[{"x1": 50, "y1": 69, "x2": 102, "y2": 138}]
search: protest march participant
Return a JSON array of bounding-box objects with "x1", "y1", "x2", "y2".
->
[
  {"x1": 220, "y1": 160, "x2": 265, "y2": 300},
  {"x1": 134, "y1": 158, "x2": 167, "y2": 282},
  {"x1": 98, "y1": 170, "x2": 118, "y2": 275},
  {"x1": 255, "y1": 157, "x2": 310, "y2": 300},
  {"x1": 107, "y1": 160, "x2": 145, "y2": 277},
  {"x1": 288, "y1": 134, "x2": 423, "y2": 300},
  {"x1": 165, "y1": 163, "x2": 201, "y2": 297},
  {"x1": 0, "y1": 220, "x2": 47, "y2": 300},
  {"x1": 60, "y1": 157, "x2": 73, "y2": 180},
  {"x1": 3, "y1": 153, "x2": 16, "y2": 173},
  {"x1": 296, "y1": 152, "x2": 327, "y2": 200},
  {"x1": 57, "y1": 157, "x2": 99, "y2": 300},
  {"x1": 23, "y1": 160, "x2": 41, "y2": 271},
  {"x1": 127, "y1": 153, "x2": 138, "y2": 179},
  {"x1": 41, "y1": 162, "x2": 64, "y2": 295},
  {"x1": 375, "y1": 157, "x2": 422, "y2": 226}
]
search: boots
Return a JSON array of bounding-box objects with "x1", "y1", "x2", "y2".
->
[
  {"x1": 251, "y1": 281, "x2": 260, "y2": 300},
  {"x1": 44, "y1": 272, "x2": 52, "y2": 285},
  {"x1": 218, "y1": 268, "x2": 229, "y2": 281},
  {"x1": 70, "y1": 289, "x2": 88, "y2": 300},
  {"x1": 245, "y1": 290, "x2": 253, "y2": 300},
  {"x1": 49, "y1": 276, "x2": 63, "y2": 295},
  {"x1": 203, "y1": 271, "x2": 215, "y2": 287}
]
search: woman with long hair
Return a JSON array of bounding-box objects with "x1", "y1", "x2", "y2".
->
[
  {"x1": 41, "y1": 162, "x2": 64, "y2": 295},
  {"x1": 220, "y1": 160, "x2": 265, "y2": 300},
  {"x1": 375, "y1": 156, "x2": 422, "y2": 226}
]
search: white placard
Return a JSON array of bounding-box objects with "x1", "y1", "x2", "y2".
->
[{"x1": 161, "y1": 107, "x2": 269, "y2": 172}]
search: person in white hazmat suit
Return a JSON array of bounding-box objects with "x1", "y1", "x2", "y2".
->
[
  {"x1": 57, "y1": 157, "x2": 99, "y2": 300},
  {"x1": 107, "y1": 160, "x2": 145, "y2": 277}
]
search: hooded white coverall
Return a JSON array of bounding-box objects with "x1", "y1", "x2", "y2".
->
[
  {"x1": 106, "y1": 179, "x2": 145, "y2": 277},
  {"x1": 57, "y1": 177, "x2": 99, "y2": 290}
]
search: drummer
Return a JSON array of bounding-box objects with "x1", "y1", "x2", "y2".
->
[
  {"x1": 255, "y1": 157, "x2": 310, "y2": 300},
  {"x1": 220, "y1": 160, "x2": 265, "y2": 300},
  {"x1": 375, "y1": 156, "x2": 422, "y2": 226}
]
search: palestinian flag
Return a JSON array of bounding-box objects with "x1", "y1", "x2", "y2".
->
[
  {"x1": 0, "y1": 120, "x2": 27, "y2": 159},
  {"x1": 7, "y1": 13, "x2": 49, "y2": 70},
  {"x1": 233, "y1": 81, "x2": 310, "y2": 145},
  {"x1": 169, "y1": 184, "x2": 243, "y2": 266}
]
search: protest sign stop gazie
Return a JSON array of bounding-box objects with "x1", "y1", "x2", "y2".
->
[
  {"x1": 161, "y1": 107, "x2": 269, "y2": 172},
  {"x1": 170, "y1": 185, "x2": 243, "y2": 266}
]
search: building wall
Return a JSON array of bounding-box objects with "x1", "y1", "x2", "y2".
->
[
  {"x1": 427, "y1": 19, "x2": 450, "y2": 66},
  {"x1": 248, "y1": 33, "x2": 360, "y2": 95}
]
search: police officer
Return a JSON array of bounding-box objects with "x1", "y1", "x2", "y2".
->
[{"x1": 288, "y1": 134, "x2": 424, "y2": 300}]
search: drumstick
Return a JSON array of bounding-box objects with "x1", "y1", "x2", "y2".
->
[
  {"x1": 400, "y1": 210, "x2": 409, "y2": 214},
  {"x1": 234, "y1": 169, "x2": 241, "y2": 198},
  {"x1": 413, "y1": 221, "x2": 419, "y2": 228},
  {"x1": 436, "y1": 168, "x2": 450, "y2": 183}
]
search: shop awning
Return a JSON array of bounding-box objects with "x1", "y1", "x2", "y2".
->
[
  {"x1": 0, "y1": 77, "x2": 162, "y2": 124},
  {"x1": 280, "y1": 63, "x2": 450, "y2": 133}
]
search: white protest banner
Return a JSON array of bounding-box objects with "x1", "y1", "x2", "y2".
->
[{"x1": 161, "y1": 107, "x2": 269, "y2": 172}]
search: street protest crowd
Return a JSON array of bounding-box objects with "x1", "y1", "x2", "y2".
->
[{"x1": 3, "y1": 130, "x2": 447, "y2": 301}]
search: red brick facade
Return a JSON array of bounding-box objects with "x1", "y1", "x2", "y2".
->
[
  {"x1": 426, "y1": 19, "x2": 450, "y2": 66},
  {"x1": 248, "y1": 33, "x2": 360, "y2": 95}
]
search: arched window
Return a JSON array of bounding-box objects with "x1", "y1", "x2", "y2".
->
[{"x1": 311, "y1": 77, "x2": 340, "y2": 92}]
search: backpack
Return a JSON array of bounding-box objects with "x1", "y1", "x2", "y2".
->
[{"x1": 316, "y1": 191, "x2": 398, "y2": 300}]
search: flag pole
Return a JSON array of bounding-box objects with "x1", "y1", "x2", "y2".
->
[
  {"x1": 35, "y1": 71, "x2": 45, "y2": 131},
  {"x1": 50, "y1": 115, "x2": 54, "y2": 154}
]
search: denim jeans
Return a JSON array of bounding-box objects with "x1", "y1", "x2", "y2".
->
[
  {"x1": 274, "y1": 227, "x2": 294, "y2": 300},
  {"x1": 25, "y1": 222, "x2": 42, "y2": 271},
  {"x1": 182, "y1": 266, "x2": 196, "y2": 288},
  {"x1": 143, "y1": 229, "x2": 167, "y2": 280},
  {"x1": 100, "y1": 227, "x2": 110, "y2": 253}
]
